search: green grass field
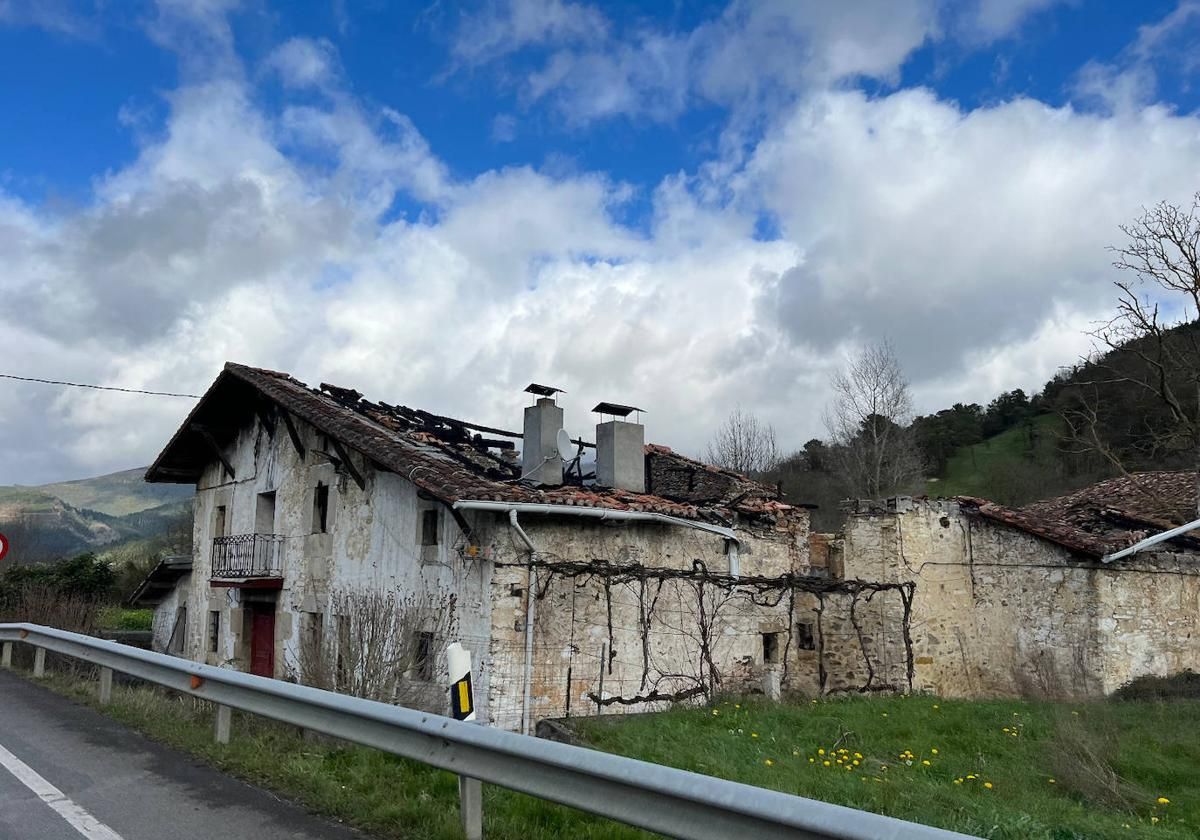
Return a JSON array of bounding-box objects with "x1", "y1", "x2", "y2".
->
[
  {"x1": 924, "y1": 415, "x2": 1091, "y2": 505},
  {"x1": 29, "y1": 673, "x2": 1198, "y2": 840}
]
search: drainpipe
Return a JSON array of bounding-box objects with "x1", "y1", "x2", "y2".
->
[
  {"x1": 1101, "y1": 514, "x2": 1200, "y2": 563},
  {"x1": 508, "y1": 510, "x2": 538, "y2": 735}
]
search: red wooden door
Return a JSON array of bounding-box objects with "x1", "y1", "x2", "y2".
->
[{"x1": 250, "y1": 608, "x2": 275, "y2": 678}]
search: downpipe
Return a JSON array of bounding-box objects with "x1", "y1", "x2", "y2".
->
[{"x1": 509, "y1": 510, "x2": 538, "y2": 735}]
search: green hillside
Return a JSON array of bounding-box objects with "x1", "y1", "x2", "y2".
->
[{"x1": 925, "y1": 414, "x2": 1110, "y2": 507}]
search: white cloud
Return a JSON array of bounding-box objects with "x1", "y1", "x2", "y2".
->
[
  {"x1": 265, "y1": 37, "x2": 340, "y2": 89},
  {"x1": 451, "y1": 0, "x2": 608, "y2": 66}
]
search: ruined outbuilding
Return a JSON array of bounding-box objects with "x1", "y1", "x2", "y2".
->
[{"x1": 832, "y1": 474, "x2": 1200, "y2": 699}]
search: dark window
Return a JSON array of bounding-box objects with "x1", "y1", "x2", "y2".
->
[
  {"x1": 313, "y1": 483, "x2": 329, "y2": 533},
  {"x1": 214, "y1": 505, "x2": 227, "y2": 538},
  {"x1": 415, "y1": 631, "x2": 435, "y2": 681},
  {"x1": 762, "y1": 632, "x2": 781, "y2": 664},
  {"x1": 256, "y1": 491, "x2": 276, "y2": 534},
  {"x1": 797, "y1": 621, "x2": 816, "y2": 651},
  {"x1": 421, "y1": 508, "x2": 440, "y2": 546},
  {"x1": 208, "y1": 610, "x2": 220, "y2": 654}
]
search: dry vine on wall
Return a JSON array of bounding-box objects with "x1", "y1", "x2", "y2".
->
[{"x1": 497, "y1": 555, "x2": 917, "y2": 708}]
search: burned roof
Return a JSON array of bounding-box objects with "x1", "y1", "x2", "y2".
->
[
  {"x1": 146, "y1": 363, "x2": 795, "y2": 524},
  {"x1": 958, "y1": 471, "x2": 1200, "y2": 558}
]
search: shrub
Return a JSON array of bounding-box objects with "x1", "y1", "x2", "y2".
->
[
  {"x1": 1111, "y1": 670, "x2": 1200, "y2": 701},
  {"x1": 98, "y1": 607, "x2": 154, "y2": 632}
]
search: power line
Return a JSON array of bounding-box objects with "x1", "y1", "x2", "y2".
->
[{"x1": 0, "y1": 373, "x2": 200, "y2": 399}]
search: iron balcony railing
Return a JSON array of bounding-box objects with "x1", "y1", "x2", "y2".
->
[{"x1": 211, "y1": 533, "x2": 284, "y2": 579}]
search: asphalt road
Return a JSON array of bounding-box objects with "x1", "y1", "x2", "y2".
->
[{"x1": 0, "y1": 668, "x2": 364, "y2": 840}]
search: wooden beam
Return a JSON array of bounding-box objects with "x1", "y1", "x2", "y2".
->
[
  {"x1": 279, "y1": 409, "x2": 306, "y2": 459},
  {"x1": 151, "y1": 467, "x2": 201, "y2": 479},
  {"x1": 254, "y1": 399, "x2": 276, "y2": 438},
  {"x1": 329, "y1": 437, "x2": 366, "y2": 491},
  {"x1": 190, "y1": 424, "x2": 235, "y2": 479},
  {"x1": 445, "y1": 503, "x2": 476, "y2": 548}
]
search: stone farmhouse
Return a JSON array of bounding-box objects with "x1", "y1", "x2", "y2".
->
[
  {"x1": 830, "y1": 473, "x2": 1200, "y2": 699},
  {"x1": 135, "y1": 363, "x2": 905, "y2": 731}
]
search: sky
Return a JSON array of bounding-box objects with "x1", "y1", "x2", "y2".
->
[{"x1": 3, "y1": 0, "x2": 1200, "y2": 485}]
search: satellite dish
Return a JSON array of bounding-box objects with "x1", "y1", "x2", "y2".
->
[{"x1": 556, "y1": 428, "x2": 574, "y2": 460}]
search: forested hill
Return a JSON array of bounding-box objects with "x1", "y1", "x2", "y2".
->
[{"x1": 768, "y1": 321, "x2": 1200, "y2": 530}]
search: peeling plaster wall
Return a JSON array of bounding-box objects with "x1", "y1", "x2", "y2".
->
[
  {"x1": 178, "y1": 412, "x2": 490, "y2": 696},
  {"x1": 839, "y1": 500, "x2": 1200, "y2": 698},
  {"x1": 481, "y1": 508, "x2": 822, "y2": 731}
]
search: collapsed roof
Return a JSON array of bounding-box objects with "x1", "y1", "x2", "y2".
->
[
  {"x1": 958, "y1": 471, "x2": 1200, "y2": 558},
  {"x1": 146, "y1": 363, "x2": 802, "y2": 525}
]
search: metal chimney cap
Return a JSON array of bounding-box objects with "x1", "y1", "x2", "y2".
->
[
  {"x1": 591, "y1": 402, "x2": 644, "y2": 418},
  {"x1": 525, "y1": 383, "x2": 565, "y2": 397}
]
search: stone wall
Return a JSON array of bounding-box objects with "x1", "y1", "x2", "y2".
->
[{"x1": 839, "y1": 499, "x2": 1200, "y2": 698}]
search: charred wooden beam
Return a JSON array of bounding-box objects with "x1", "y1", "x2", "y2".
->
[
  {"x1": 190, "y1": 424, "x2": 235, "y2": 479},
  {"x1": 254, "y1": 399, "x2": 276, "y2": 438},
  {"x1": 443, "y1": 502, "x2": 476, "y2": 548},
  {"x1": 329, "y1": 437, "x2": 366, "y2": 491},
  {"x1": 279, "y1": 409, "x2": 305, "y2": 459}
]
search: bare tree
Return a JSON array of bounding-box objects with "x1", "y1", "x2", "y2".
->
[
  {"x1": 1060, "y1": 194, "x2": 1200, "y2": 515},
  {"x1": 290, "y1": 588, "x2": 458, "y2": 709},
  {"x1": 825, "y1": 340, "x2": 923, "y2": 499},
  {"x1": 705, "y1": 407, "x2": 780, "y2": 475}
]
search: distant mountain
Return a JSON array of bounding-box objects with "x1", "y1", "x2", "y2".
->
[
  {"x1": 0, "y1": 468, "x2": 193, "y2": 565},
  {"x1": 22, "y1": 467, "x2": 192, "y2": 516}
]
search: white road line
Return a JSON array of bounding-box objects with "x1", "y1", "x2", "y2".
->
[{"x1": 0, "y1": 741, "x2": 124, "y2": 840}]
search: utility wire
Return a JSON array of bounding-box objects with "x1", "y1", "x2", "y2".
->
[{"x1": 0, "y1": 373, "x2": 200, "y2": 398}]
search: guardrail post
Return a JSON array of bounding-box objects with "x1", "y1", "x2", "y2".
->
[
  {"x1": 33, "y1": 647, "x2": 45, "y2": 678},
  {"x1": 1, "y1": 641, "x2": 11, "y2": 669},
  {"x1": 214, "y1": 704, "x2": 232, "y2": 744},
  {"x1": 98, "y1": 667, "x2": 113, "y2": 705},
  {"x1": 447, "y1": 642, "x2": 483, "y2": 840}
]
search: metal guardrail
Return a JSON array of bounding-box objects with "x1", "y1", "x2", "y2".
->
[{"x1": 0, "y1": 623, "x2": 977, "y2": 840}]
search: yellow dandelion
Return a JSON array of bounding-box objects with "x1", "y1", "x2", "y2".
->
[
  {"x1": 734, "y1": 704, "x2": 741, "y2": 708},
  {"x1": 966, "y1": 774, "x2": 976, "y2": 780},
  {"x1": 818, "y1": 748, "x2": 825, "y2": 756},
  {"x1": 932, "y1": 704, "x2": 940, "y2": 709},
  {"x1": 712, "y1": 709, "x2": 719, "y2": 716},
  {"x1": 922, "y1": 760, "x2": 931, "y2": 766},
  {"x1": 765, "y1": 759, "x2": 774, "y2": 767},
  {"x1": 844, "y1": 765, "x2": 852, "y2": 771},
  {"x1": 854, "y1": 752, "x2": 863, "y2": 759},
  {"x1": 930, "y1": 748, "x2": 939, "y2": 755},
  {"x1": 882, "y1": 712, "x2": 889, "y2": 717},
  {"x1": 823, "y1": 760, "x2": 831, "y2": 767},
  {"x1": 809, "y1": 757, "x2": 815, "y2": 764},
  {"x1": 953, "y1": 778, "x2": 963, "y2": 784},
  {"x1": 983, "y1": 782, "x2": 993, "y2": 790},
  {"x1": 1048, "y1": 779, "x2": 1056, "y2": 784},
  {"x1": 852, "y1": 759, "x2": 860, "y2": 766},
  {"x1": 1157, "y1": 797, "x2": 1170, "y2": 805},
  {"x1": 751, "y1": 733, "x2": 759, "y2": 738},
  {"x1": 1151, "y1": 816, "x2": 1159, "y2": 825}
]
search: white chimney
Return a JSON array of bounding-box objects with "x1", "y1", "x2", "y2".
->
[
  {"x1": 522, "y1": 385, "x2": 565, "y2": 486},
  {"x1": 593, "y1": 402, "x2": 645, "y2": 493}
]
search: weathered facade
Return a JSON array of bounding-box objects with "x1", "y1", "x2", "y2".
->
[
  {"x1": 139, "y1": 363, "x2": 907, "y2": 731},
  {"x1": 833, "y1": 476, "x2": 1200, "y2": 699}
]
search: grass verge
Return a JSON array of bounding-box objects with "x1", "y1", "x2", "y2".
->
[{"x1": 26, "y1": 671, "x2": 1200, "y2": 839}]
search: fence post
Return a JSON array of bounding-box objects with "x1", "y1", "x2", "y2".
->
[
  {"x1": 98, "y1": 667, "x2": 113, "y2": 705},
  {"x1": 33, "y1": 647, "x2": 45, "y2": 677},
  {"x1": 447, "y1": 642, "x2": 483, "y2": 840},
  {"x1": 1, "y1": 642, "x2": 11, "y2": 669},
  {"x1": 214, "y1": 704, "x2": 232, "y2": 744}
]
